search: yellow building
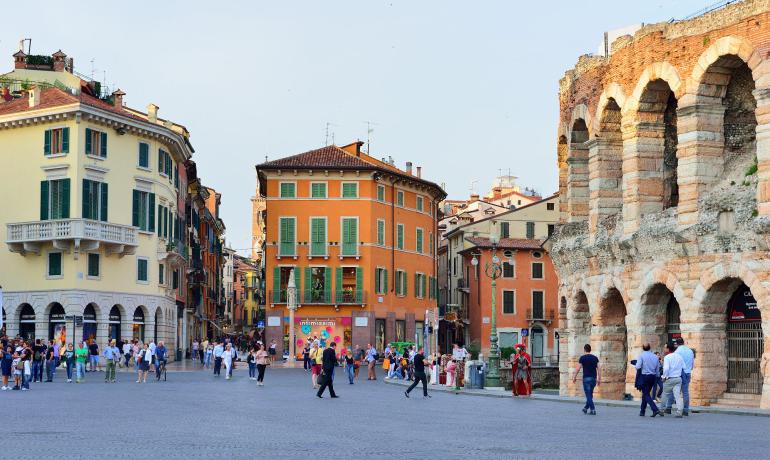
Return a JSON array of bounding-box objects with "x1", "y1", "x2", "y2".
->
[{"x1": 0, "y1": 50, "x2": 192, "y2": 351}]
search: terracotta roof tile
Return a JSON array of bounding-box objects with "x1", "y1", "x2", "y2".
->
[
  {"x1": 0, "y1": 87, "x2": 147, "y2": 123},
  {"x1": 259, "y1": 145, "x2": 372, "y2": 169},
  {"x1": 463, "y1": 236, "x2": 544, "y2": 250}
]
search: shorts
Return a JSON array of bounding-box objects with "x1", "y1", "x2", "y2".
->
[
  {"x1": 311, "y1": 364, "x2": 322, "y2": 376},
  {"x1": 140, "y1": 361, "x2": 150, "y2": 371}
]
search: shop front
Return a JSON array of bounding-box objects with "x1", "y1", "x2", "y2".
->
[
  {"x1": 109, "y1": 306, "x2": 122, "y2": 341},
  {"x1": 1, "y1": 308, "x2": 6, "y2": 337},
  {"x1": 48, "y1": 303, "x2": 66, "y2": 346},
  {"x1": 83, "y1": 304, "x2": 97, "y2": 343},
  {"x1": 133, "y1": 307, "x2": 145, "y2": 341},
  {"x1": 19, "y1": 304, "x2": 35, "y2": 341},
  {"x1": 288, "y1": 317, "x2": 352, "y2": 358}
]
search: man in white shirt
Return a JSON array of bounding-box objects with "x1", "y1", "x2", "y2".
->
[
  {"x1": 668, "y1": 337, "x2": 695, "y2": 416},
  {"x1": 661, "y1": 342, "x2": 686, "y2": 418}
]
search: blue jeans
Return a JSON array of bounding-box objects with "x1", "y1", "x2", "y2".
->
[
  {"x1": 582, "y1": 377, "x2": 596, "y2": 411},
  {"x1": 46, "y1": 360, "x2": 55, "y2": 381},
  {"x1": 652, "y1": 376, "x2": 663, "y2": 398},
  {"x1": 639, "y1": 374, "x2": 659, "y2": 414},
  {"x1": 248, "y1": 362, "x2": 256, "y2": 378},
  {"x1": 22, "y1": 373, "x2": 30, "y2": 389},
  {"x1": 76, "y1": 362, "x2": 86, "y2": 381},
  {"x1": 666, "y1": 372, "x2": 690, "y2": 412},
  {"x1": 346, "y1": 364, "x2": 355, "y2": 384},
  {"x1": 66, "y1": 362, "x2": 74, "y2": 380},
  {"x1": 32, "y1": 361, "x2": 42, "y2": 381}
]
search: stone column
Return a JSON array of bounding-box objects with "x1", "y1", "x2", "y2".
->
[
  {"x1": 567, "y1": 144, "x2": 589, "y2": 223},
  {"x1": 558, "y1": 137, "x2": 569, "y2": 222},
  {"x1": 675, "y1": 101, "x2": 725, "y2": 227},
  {"x1": 590, "y1": 323, "x2": 627, "y2": 400},
  {"x1": 621, "y1": 119, "x2": 664, "y2": 236},
  {"x1": 587, "y1": 137, "x2": 623, "y2": 242},
  {"x1": 754, "y1": 88, "x2": 770, "y2": 216},
  {"x1": 265, "y1": 310, "x2": 285, "y2": 357},
  {"x1": 566, "y1": 311, "x2": 590, "y2": 397}
]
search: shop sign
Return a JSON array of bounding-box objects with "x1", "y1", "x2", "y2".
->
[
  {"x1": 300, "y1": 319, "x2": 336, "y2": 327},
  {"x1": 50, "y1": 313, "x2": 66, "y2": 322},
  {"x1": 84, "y1": 312, "x2": 97, "y2": 322},
  {"x1": 109, "y1": 314, "x2": 121, "y2": 322},
  {"x1": 257, "y1": 320, "x2": 265, "y2": 328},
  {"x1": 728, "y1": 285, "x2": 760, "y2": 322},
  {"x1": 133, "y1": 315, "x2": 144, "y2": 323},
  {"x1": 267, "y1": 316, "x2": 281, "y2": 327},
  {"x1": 20, "y1": 314, "x2": 35, "y2": 322},
  {"x1": 354, "y1": 317, "x2": 368, "y2": 327}
]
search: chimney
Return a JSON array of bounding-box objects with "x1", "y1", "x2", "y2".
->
[
  {"x1": 406, "y1": 162, "x2": 413, "y2": 175},
  {"x1": 28, "y1": 86, "x2": 41, "y2": 108},
  {"x1": 470, "y1": 193, "x2": 480, "y2": 201},
  {"x1": 147, "y1": 104, "x2": 159, "y2": 122},
  {"x1": 416, "y1": 166, "x2": 422, "y2": 178},
  {"x1": 112, "y1": 89, "x2": 125, "y2": 108},
  {"x1": 13, "y1": 50, "x2": 26, "y2": 69},
  {"x1": 52, "y1": 50, "x2": 67, "y2": 72}
]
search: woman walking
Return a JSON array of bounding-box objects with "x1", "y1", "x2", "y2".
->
[
  {"x1": 205, "y1": 342, "x2": 213, "y2": 368},
  {"x1": 344, "y1": 350, "x2": 355, "y2": 384},
  {"x1": 63, "y1": 343, "x2": 75, "y2": 383},
  {"x1": 247, "y1": 346, "x2": 257, "y2": 380},
  {"x1": 255, "y1": 343, "x2": 269, "y2": 386},
  {"x1": 136, "y1": 343, "x2": 151, "y2": 383},
  {"x1": 309, "y1": 342, "x2": 322, "y2": 388},
  {"x1": 1, "y1": 346, "x2": 13, "y2": 390},
  {"x1": 222, "y1": 343, "x2": 234, "y2": 380}
]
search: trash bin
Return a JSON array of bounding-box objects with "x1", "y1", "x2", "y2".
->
[
  {"x1": 467, "y1": 362, "x2": 485, "y2": 389},
  {"x1": 176, "y1": 348, "x2": 182, "y2": 362}
]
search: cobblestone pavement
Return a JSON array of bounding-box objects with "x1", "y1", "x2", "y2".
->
[{"x1": 5, "y1": 366, "x2": 770, "y2": 459}]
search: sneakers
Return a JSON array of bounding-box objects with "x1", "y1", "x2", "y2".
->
[
  {"x1": 663, "y1": 408, "x2": 672, "y2": 415},
  {"x1": 67, "y1": 379, "x2": 72, "y2": 383},
  {"x1": 1, "y1": 386, "x2": 6, "y2": 391},
  {"x1": 21, "y1": 388, "x2": 28, "y2": 391},
  {"x1": 136, "y1": 380, "x2": 141, "y2": 383},
  {"x1": 582, "y1": 408, "x2": 588, "y2": 414},
  {"x1": 258, "y1": 382, "x2": 264, "y2": 386},
  {"x1": 589, "y1": 410, "x2": 597, "y2": 415}
]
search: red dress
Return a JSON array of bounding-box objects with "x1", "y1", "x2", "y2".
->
[{"x1": 511, "y1": 352, "x2": 532, "y2": 396}]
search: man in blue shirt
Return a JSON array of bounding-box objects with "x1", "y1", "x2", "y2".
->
[
  {"x1": 366, "y1": 344, "x2": 377, "y2": 380},
  {"x1": 573, "y1": 344, "x2": 600, "y2": 415},
  {"x1": 634, "y1": 343, "x2": 662, "y2": 417},
  {"x1": 155, "y1": 341, "x2": 167, "y2": 379},
  {"x1": 103, "y1": 340, "x2": 120, "y2": 383},
  {"x1": 666, "y1": 337, "x2": 694, "y2": 416},
  {"x1": 213, "y1": 342, "x2": 224, "y2": 377}
]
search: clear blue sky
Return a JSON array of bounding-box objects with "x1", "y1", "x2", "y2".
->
[{"x1": 5, "y1": 0, "x2": 714, "y2": 254}]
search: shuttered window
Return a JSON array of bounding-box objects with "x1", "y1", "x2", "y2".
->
[
  {"x1": 532, "y1": 262, "x2": 544, "y2": 279},
  {"x1": 375, "y1": 268, "x2": 388, "y2": 295},
  {"x1": 377, "y1": 185, "x2": 385, "y2": 202},
  {"x1": 396, "y1": 190, "x2": 404, "y2": 206},
  {"x1": 416, "y1": 196, "x2": 423, "y2": 212},
  {"x1": 132, "y1": 190, "x2": 155, "y2": 232},
  {"x1": 503, "y1": 262, "x2": 515, "y2": 278},
  {"x1": 82, "y1": 179, "x2": 108, "y2": 221},
  {"x1": 137, "y1": 258, "x2": 148, "y2": 282},
  {"x1": 280, "y1": 183, "x2": 296, "y2": 198},
  {"x1": 44, "y1": 127, "x2": 69, "y2": 155},
  {"x1": 158, "y1": 149, "x2": 172, "y2": 176},
  {"x1": 341, "y1": 183, "x2": 358, "y2": 198},
  {"x1": 341, "y1": 218, "x2": 358, "y2": 256},
  {"x1": 503, "y1": 291, "x2": 515, "y2": 314},
  {"x1": 310, "y1": 218, "x2": 327, "y2": 256},
  {"x1": 429, "y1": 233, "x2": 434, "y2": 255},
  {"x1": 85, "y1": 128, "x2": 108, "y2": 158},
  {"x1": 87, "y1": 253, "x2": 100, "y2": 278},
  {"x1": 526, "y1": 222, "x2": 535, "y2": 239},
  {"x1": 500, "y1": 222, "x2": 510, "y2": 239},
  {"x1": 40, "y1": 179, "x2": 70, "y2": 220},
  {"x1": 396, "y1": 224, "x2": 404, "y2": 250},
  {"x1": 311, "y1": 183, "x2": 327, "y2": 198},
  {"x1": 279, "y1": 217, "x2": 296, "y2": 256},
  {"x1": 416, "y1": 228, "x2": 424, "y2": 254},
  {"x1": 377, "y1": 220, "x2": 385, "y2": 246},
  {"x1": 138, "y1": 142, "x2": 150, "y2": 168},
  {"x1": 48, "y1": 252, "x2": 62, "y2": 277}
]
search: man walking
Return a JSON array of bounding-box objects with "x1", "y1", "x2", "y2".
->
[
  {"x1": 667, "y1": 337, "x2": 694, "y2": 416},
  {"x1": 88, "y1": 340, "x2": 100, "y2": 372},
  {"x1": 366, "y1": 343, "x2": 377, "y2": 380},
  {"x1": 634, "y1": 343, "x2": 662, "y2": 417},
  {"x1": 213, "y1": 341, "x2": 224, "y2": 377},
  {"x1": 404, "y1": 347, "x2": 430, "y2": 399},
  {"x1": 316, "y1": 342, "x2": 339, "y2": 399},
  {"x1": 32, "y1": 339, "x2": 46, "y2": 382},
  {"x1": 661, "y1": 342, "x2": 686, "y2": 418},
  {"x1": 572, "y1": 344, "x2": 600, "y2": 415},
  {"x1": 103, "y1": 340, "x2": 119, "y2": 383}
]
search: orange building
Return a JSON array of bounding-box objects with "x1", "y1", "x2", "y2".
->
[
  {"x1": 256, "y1": 141, "x2": 446, "y2": 356},
  {"x1": 461, "y1": 237, "x2": 559, "y2": 364}
]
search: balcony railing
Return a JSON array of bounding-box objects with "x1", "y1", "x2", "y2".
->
[
  {"x1": 335, "y1": 290, "x2": 365, "y2": 304},
  {"x1": 6, "y1": 218, "x2": 138, "y2": 256},
  {"x1": 457, "y1": 278, "x2": 470, "y2": 291},
  {"x1": 526, "y1": 308, "x2": 555, "y2": 323},
  {"x1": 303, "y1": 290, "x2": 332, "y2": 304}
]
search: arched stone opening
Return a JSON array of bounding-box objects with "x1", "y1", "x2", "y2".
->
[
  {"x1": 637, "y1": 283, "x2": 676, "y2": 353},
  {"x1": 133, "y1": 306, "x2": 147, "y2": 342},
  {"x1": 154, "y1": 307, "x2": 164, "y2": 343},
  {"x1": 567, "y1": 120, "x2": 589, "y2": 222},
  {"x1": 108, "y1": 305, "x2": 123, "y2": 341},
  {"x1": 589, "y1": 97, "x2": 623, "y2": 238},
  {"x1": 83, "y1": 303, "x2": 99, "y2": 343},
  {"x1": 566, "y1": 291, "x2": 590, "y2": 396},
  {"x1": 18, "y1": 303, "x2": 35, "y2": 341},
  {"x1": 48, "y1": 302, "x2": 66, "y2": 345},
  {"x1": 591, "y1": 288, "x2": 627, "y2": 399}
]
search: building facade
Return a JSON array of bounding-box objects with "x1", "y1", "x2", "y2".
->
[
  {"x1": 550, "y1": 1, "x2": 770, "y2": 408},
  {"x1": 0, "y1": 49, "x2": 195, "y2": 354},
  {"x1": 257, "y1": 142, "x2": 445, "y2": 357}
]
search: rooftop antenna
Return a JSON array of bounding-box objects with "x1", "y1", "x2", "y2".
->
[
  {"x1": 19, "y1": 38, "x2": 31, "y2": 54},
  {"x1": 90, "y1": 58, "x2": 95, "y2": 81},
  {"x1": 324, "y1": 122, "x2": 338, "y2": 146},
  {"x1": 470, "y1": 179, "x2": 478, "y2": 197},
  {"x1": 364, "y1": 121, "x2": 378, "y2": 154}
]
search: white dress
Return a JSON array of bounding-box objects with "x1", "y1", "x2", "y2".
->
[{"x1": 222, "y1": 350, "x2": 233, "y2": 374}]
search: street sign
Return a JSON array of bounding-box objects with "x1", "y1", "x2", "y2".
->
[
  {"x1": 521, "y1": 328, "x2": 529, "y2": 337},
  {"x1": 75, "y1": 316, "x2": 83, "y2": 326},
  {"x1": 257, "y1": 320, "x2": 265, "y2": 328}
]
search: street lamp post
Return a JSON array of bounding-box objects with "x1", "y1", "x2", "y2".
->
[
  {"x1": 286, "y1": 268, "x2": 298, "y2": 366},
  {"x1": 472, "y1": 233, "x2": 504, "y2": 388}
]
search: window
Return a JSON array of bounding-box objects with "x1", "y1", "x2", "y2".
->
[
  {"x1": 158, "y1": 263, "x2": 165, "y2": 285},
  {"x1": 87, "y1": 253, "x2": 100, "y2": 278},
  {"x1": 377, "y1": 220, "x2": 385, "y2": 246},
  {"x1": 396, "y1": 224, "x2": 404, "y2": 250},
  {"x1": 172, "y1": 270, "x2": 179, "y2": 289},
  {"x1": 395, "y1": 270, "x2": 407, "y2": 296},
  {"x1": 526, "y1": 222, "x2": 535, "y2": 239},
  {"x1": 85, "y1": 128, "x2": 107, "y2": 158},
  {"x1": 279, "y1": 182, "x2": 296, "y2": 198},
  {"x1": 279, "y1": 217, "x2": 296, "y2": 256},
  {"x1": 415, "y1": 273, "x2": 426, "y2": 298},
  {"x1": 156, "y1": 205, "x2": 171, "y2": 238},
  {"x1": 132, "y1": 190, "x2": 155, "y2": 232},
  {"x1": 429, "y1": 233, "x2": 434, "y2": 255},
  {"x1": 395, "y1": 320, "x2": 405, "y2": 342},
  {"x1": 310, "y1": 218, "x2": 327, "y2": 256},
  {"x1": 310, "y1": 183, "x2": 327, "y2": 198},
  {"x1": 546, "y1": 202, "x2": 555, "y2": 211},
  {"x1": 416, "y1": 196, "x2": 424, "y2": 212},
  {"x1": 138, "y1": 142, "x2": 150, "y2": 168},
  {"x1": 416, "y1": 228, "x2": 424, "y2": 254},
  {"x1": 503, "y1": 290, "x2": 515, "y2": 314},
  {"x1": 137, "y1": 258, "x2": 148, "y2": 283},
  {"x1": 44, "y1": 127, "x2": 69, "y2": 155},
  {"x1": 503, "y1": 262, "x2": 515, "y2": 278},
  {"x1": 375, "y1": 267, "x2": 388, "y2": 294},
  {"x1": 396, "y1": 190, "x2": 404, "y2": 207},
  {"x1": 452, "y1": 257, "x2": 457, "y2": 276},
  {"x1": 499, "y1": 331, "x2": 519, "y2": 348},
  {"x1": 341, "y1": 217, "x2": 358, "y2": 256},
  {"x1": 377, "y1": 185, "x2": 385, "y2": 202},
  {"x1": 158, "y1": 149, "x2": 173, "y2": 178},
  {"x1": 500, "y1": 222, "x2": 510, "y2": 239},
  {"x1": 305, "y1": 266, "x2": 331, "y2": 303},
  {"x1": 40, "y1": 179, "x2": 70, "y2": 220},
  {"x1": 82, "y1": 179, "x2": 108, "y2": 221},
  {"x1": 341, "y1": 182, "x2": 358, "y2": 198},
  {"x1": 47, "y1": 252, "x2": 62, "y2": 278},
  {"x1": 174, "y1": 165, "x2": 179, "y2": 190},
  {"x1": 548, "y1": 224, "x2": 555, "y2": 236},
  {"x1": 532, "y1": 262, "x2": 544, "y2": 279},
  {"x1": 532, "y1": 291, "x2": 544, "y2": 318}
]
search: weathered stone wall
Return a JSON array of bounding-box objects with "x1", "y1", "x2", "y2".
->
[{"x1": 552, "y1": 0, "x2": 770, "y2": 409}]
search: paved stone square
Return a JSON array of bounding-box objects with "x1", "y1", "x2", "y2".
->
[{"x1": 5, "y1": 366, "x2": 770, "y2": 459}]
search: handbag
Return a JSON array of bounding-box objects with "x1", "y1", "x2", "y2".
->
[
  {"x1": 382, "y1": 358, "x2": 390, "y2": 370},
  {"x1": 317, "y1": 371, "x2": 327, "y2": 386}
]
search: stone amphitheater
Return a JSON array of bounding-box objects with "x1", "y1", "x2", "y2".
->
[{"x1": 549, "y1": 0, "x2": 770, "y2": 409}]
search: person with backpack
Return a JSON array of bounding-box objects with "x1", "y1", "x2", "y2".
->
[
  {"x1": 32, "y1": 338, "x2": 46, "y2": 382},
  {"x1": 44, "y1": 344, "x2": 56, "y2": 382}
]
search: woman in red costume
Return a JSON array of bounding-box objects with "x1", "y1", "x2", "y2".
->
[{"x1": 511, "y1": 344, "x2": 532, "y2": 396}]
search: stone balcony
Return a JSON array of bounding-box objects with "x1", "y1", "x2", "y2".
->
[{"x1": 6, "y1": 218, "x2": 138, "y2": 257}]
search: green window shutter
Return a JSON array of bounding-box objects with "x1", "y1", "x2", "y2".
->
[
  {"x1": 403, "y1": 271, "x2": 407, "y2": 296},
  {"x1": 132, "y1": 190, "x2": 140, "y2": 227},
  {"x1": 355, "y1": 267, "x2": 363, "y2": 303},
  {"x1": 377, "y1": 220, "x2": 384, "y2": 245},
  {"x1": 100, "y1": 182, "x2": 108, "y2": 222},
  {"x1": 139, "y1": 143, "x2": 149, "y2": 167},
  {"x1": 40, "y1": 180, "x2": 49, "y2": 220},
  {"x1": 422, "y1": 275, "x2": 427, "y2": 299},
  {"x1": 82, "y1": 179, "x2": 91, "y2": 219},
  {"x1": 157, "y1": 205, "x2": 162, "y2": 236},
  {"x1": 61, "y1": 178, "x2": 70, "y2": 218},
  {"x1": 416, "y1": 229, "x2": 423, "y2": 253},
  {"x1": 397, "y1": 225, "x2": 403, "y2": 249},
  {"x1": 164, "y1": 207, "x2": 169, "y2": 238},
  {"x1": 158, "y1": 150, "x2": 164, "y2": 172},
  {"x1": 335, "y1": 267, "x2": 343, "y2": 302},
  {"x1": 49, "y1": 253, "x2": 62, "y2": 276},
  {"x1": 85, "y1": 128, "x2": 92, "y2": 155},
  {"x1": 304, "y1": 267, "x2": 311, "y2": 303},
  {"x1": 384, "y1": 269, "x2": 388, "y2": 294},
  {"x1": 44, "y1": 130, "x2": 51, "y2": 155},
  {"x1": 375, "y1": 269, "x2": 380, "y2": 294},
  {"x1": 166, "y1": 156, "x2": 172, "y2": 181},
  {"x1": 324, "y1": 268, "x2": 332, "y2": 302},
  {"x1": 287, "y1": 218, "x2": 295, "y2": 253},
  {"x1": 148, "y1": 193, "x2": 156, "y2": 232},
  {"x1": 272, "y1": 267, "x2": 281, "y2": 303},
  {"x1": 377, "y1": 186, "x2": 385, "y2": 201},
  {"x1": 414, "y1": 273, "x2": 419, "y2": 297},
  {"x1": 342, "y1": 183, "x2": 357, "y2": 198},
  {"x1": 62, "y1": 127, "x2": 69, "y2": 153},
  {"x1": 100, "y1": 132, "x2": 108, "y2": 157}
]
